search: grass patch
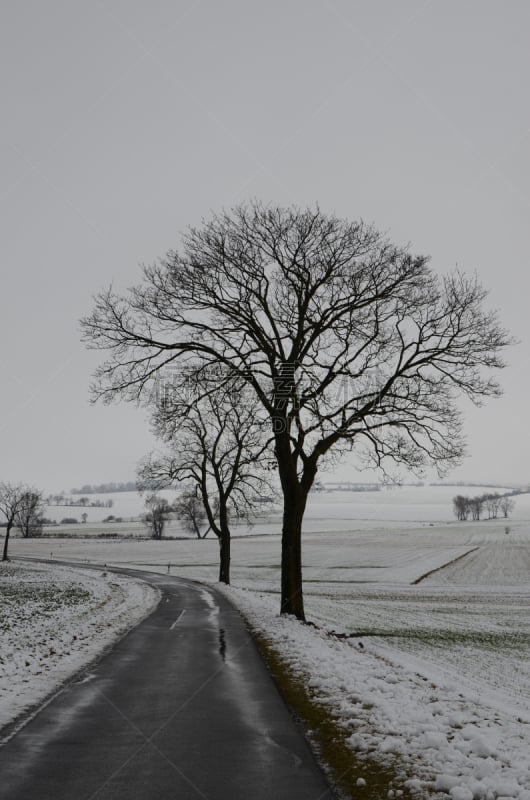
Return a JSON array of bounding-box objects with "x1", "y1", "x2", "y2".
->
[
  {"x1": 0, "y1": 585, "x2": 90, "y2": 604},
  {"x1": 305, "y1": 579, "x2": 372, "y2": 584},
  {"x1": 250, "y1": 629, "x2": 418, "y2": 800},
  {"x1": 0, "y1": 581, "x2": 92, "y2": 632},
  {"x1": 322, "y1": 565, "x2": 386, "y2": 569},
  {"x1": 350, "y1": 627, "x2": 530, "y2": 650}
]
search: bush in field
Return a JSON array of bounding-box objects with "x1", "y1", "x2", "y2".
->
[{"x1": 60, "y1": 517, "x2": 79, "y2": 524}]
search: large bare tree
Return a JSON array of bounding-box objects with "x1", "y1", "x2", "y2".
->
[
  {"x1": 138, "y1": 376, "x2": 272, "y2": 584},
  {"x1": 82, "y1": 203, "x2": 512, "y2": 620}
]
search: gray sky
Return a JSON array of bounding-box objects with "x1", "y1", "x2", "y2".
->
[{"x1": 1, "y1": 1, "x2": 528, "y2": 493}]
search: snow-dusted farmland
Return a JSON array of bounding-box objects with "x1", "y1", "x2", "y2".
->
[
  {"x1": 0, "y1": 561, "x2": 159, "y2": 734},
  {"x1": 4, "y1": 484, "x2": 530, "y2": 798}
]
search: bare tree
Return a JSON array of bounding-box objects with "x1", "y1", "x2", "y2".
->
[
  {"x1": 484, "y1": 492, "x2": 501, "y2": 520},
  {"x1": 138, "y1": 377, "x2": 272, "y2": 584},
  {"x1": 82, "y1": 203, "x2": 513, "y2": 620},
  {"x1": 1, "y1": 483, "x2": 39, "y2": 560},
  {"x1": 453, "y1": 494, "x2": 470, "y2": 521},
  {"x1": 500, "y1": 495, "x2": 515, "y2": 518},
  {"x1": 143, "y1": 494, "x2": 170, "y2": 539},
  {"x1": 173, "y1": 490, "x2": 209, "y2": 539},
  {"x1": 16, "y1": 490, "x2": 44, "y2": 537},
  {"x1": 469, "y1": 495, "x2": 485, "y2": 521}
]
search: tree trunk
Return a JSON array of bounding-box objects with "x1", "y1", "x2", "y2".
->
[
  {"x1": 275, "y1": 425, "x2": 315, "y2": 622},
  {"x1": 218, "y1": 530, "x2": 230, "y2": 585},
  {"x1": 2, "y1": 521, "x2": 13, "y2": 561},
  {"x1": 280, "y1": 487, "x2": 307, "y2": 621}
]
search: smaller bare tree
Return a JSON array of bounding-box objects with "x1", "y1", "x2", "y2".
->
[
  {"x1": 139, "y1": 374, "x2": 273, "y2": 584},
  {"x1": 470, "y1": 495, "x2": 484, "y2": 521},
  {"x1": 174, "y1": 490, "x2": 210, "y2": 538},
  {"x1": 453, "y1": 494, "x2": 470, "y2": 521},
  {"x1": 1, "y1": 483, "x2": 41, "y2": 560},
  {"x1": 483, "y1": 493, "x2": 501, "y2": 520},
  {"x1": 16, "y1": 490, "x2": 44, "y2": 537},
  {"x1": 143, "y1": 494, "x2": 171, "y2": 539},
  {"x1": 500, "y1": 495, "x2": 515, "y2": 518}
]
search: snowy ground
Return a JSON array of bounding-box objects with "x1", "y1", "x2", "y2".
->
[
  {"x1": 0, "y1": 561, "x2": 159, "y2": 735},
  {"x1": 3, "y1": 485, "x2": 530, "y2": 798}
]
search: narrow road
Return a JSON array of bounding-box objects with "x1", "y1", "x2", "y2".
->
[{"x1": 0, "y1": 570, "x2": 337, "y2": 800}]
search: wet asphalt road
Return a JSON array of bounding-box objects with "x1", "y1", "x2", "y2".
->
[{"x1": 0, "y1": 570, "x2": 337, "y2": 799}]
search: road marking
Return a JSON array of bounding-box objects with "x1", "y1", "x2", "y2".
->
[
  {"x1": 170, "y1": 610, "x2": 185, "y2": 629},
  {"x1": 75, "y1": 672, "x2": 96, "y2": 686}
]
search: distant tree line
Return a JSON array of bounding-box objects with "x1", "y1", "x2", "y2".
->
[
  {"x1": 435, "y1": 481, "x2": 521, "y2": 489},
  {"x1": 41, "y1": 514, "x2": 122, "y2": 525},
  {"x1": 47, "y1": 494, "x2": 113, "y2": 508},
  {"x1": 453, "y1": 492, "x2": 515, "y2": 521},
  {"x1": 71, "y1": 481, "x2": 172, "y2": 495}
]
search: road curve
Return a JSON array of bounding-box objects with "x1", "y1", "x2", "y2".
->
[{"x1": 0, "y1": 569, "x2": 337, "y2": 799}]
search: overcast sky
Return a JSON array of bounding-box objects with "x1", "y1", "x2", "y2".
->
[{"x1": 1, "y1": 1, "x2": 528, "y2": 493}]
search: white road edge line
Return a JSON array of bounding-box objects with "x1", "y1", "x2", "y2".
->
[{"x1": 170, "y1": 610, "x2": 185, "y2": 630}]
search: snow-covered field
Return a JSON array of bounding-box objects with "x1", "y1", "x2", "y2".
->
[
  {"x1": 0, "y1": 561, "x2": 159, "y2": 735},
  {"x1": 3, "y1": 484, "x2": 530, "y2": 798},
  {"x1": 38, "y1": 483, "x2": 522, "y2": 532}
]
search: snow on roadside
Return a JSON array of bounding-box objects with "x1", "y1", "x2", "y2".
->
[
  {"x1": 0, "y1": 560, "x2": 159, "y2": 733},
  {"x1": 221, "y1": 586, "x2": 530, "y2": 800}
]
